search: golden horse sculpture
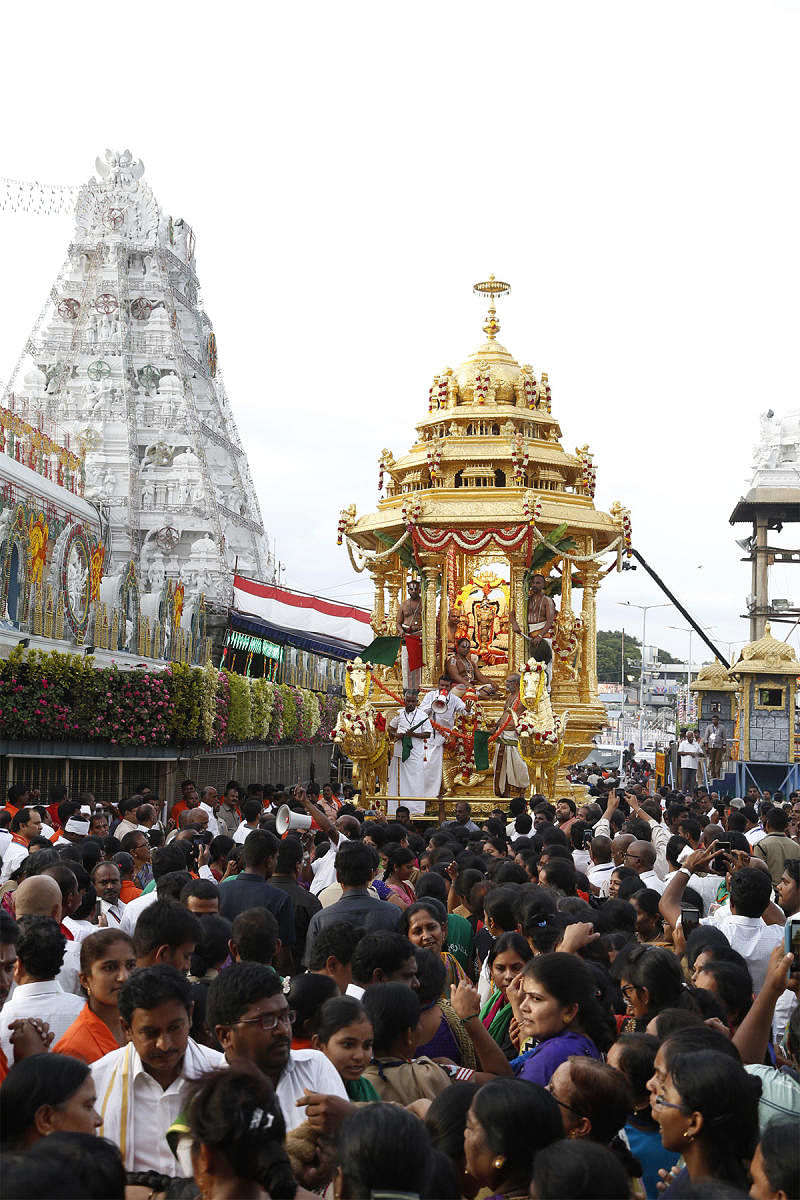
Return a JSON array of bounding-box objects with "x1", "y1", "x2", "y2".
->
[
  {"x1": 514, "y1": 659, "x2": 569, "y2": 800},
  {"x1": 332, "y1": 657, "x2": 389, "y2": 800}
]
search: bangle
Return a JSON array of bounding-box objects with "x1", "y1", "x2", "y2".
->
[{"x1": 462, "y1": 1012, "x2": 479, "y2": 1022}]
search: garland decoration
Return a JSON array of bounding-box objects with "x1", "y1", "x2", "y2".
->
[
  {"x1": 511, "y1": 433, "x2": 531, "y2": 483},
  {"x1": 575, "y1": 446, "x2": 597, "y2": 498},
  {"x1": 426, "y1": 440, "x2": 443, "y2": 479},
  {"x1": 428, "y1": 374, "x2": 449, "y2": 412},
  {"x1": 411, "y1": 525, "x2": 533, "y2": 555},
  {"x1": 522, "y1": 491, "x2": 542, "y2": 525}
]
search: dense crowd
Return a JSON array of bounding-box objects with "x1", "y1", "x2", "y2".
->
[{"x1": 0, "y1": 771, "x2": 798, "y2": 1200}]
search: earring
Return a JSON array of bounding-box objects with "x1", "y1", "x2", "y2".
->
[
  {"x1": 683, "y1": 1131, "x2": 693, "y2": 1142},
  {"x1": 493, "y1": 1157, "x2": 506, "y2": 1171}
]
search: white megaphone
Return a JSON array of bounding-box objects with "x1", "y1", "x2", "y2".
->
[
  {"x1": 431, "y1": 688, "x2": 449, "y2": 713},
  {"x1": 276, "y1": 805, "x2": 313, "y2": 836}
]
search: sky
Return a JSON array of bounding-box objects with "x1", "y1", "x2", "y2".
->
[{"x1": 2, "y1": 0, "x2": 800, "y2": 669}]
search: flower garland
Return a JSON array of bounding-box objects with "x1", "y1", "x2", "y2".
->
[
  {"x1": 401, "y1": 497, "x2": 423, "y2": 529},
  {"x1": 426, "y1": 441, "x2": 443, "y2": 479},
  {"x1": 576, "y1": 447, "x2": 597, "y2": 498},
  {"x1": 473, "y1": 370, "x2": 492, "y2": 403},
  {"x1": 428, "y1": 374, "x2": 449, "y2": 412},
  {"x1": 511, "y1": 434, "x2": 530, "y2": 483},
  {"x1": 520, "y1": 373, "x2": 538, "y2": 408},
  {"x1": 522, "y1": 490, "x2": 542, "y2": 525}
]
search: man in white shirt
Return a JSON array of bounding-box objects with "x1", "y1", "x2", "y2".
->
[
  {"x1": 93, "y1": 964, "x2": 223, "y2": 1173},
  {"x1": 677, "y1": 731, "x2": 704, "y2": 793},
  {"x1": 233, "y1": 797, "x2": 265, "y2": 844},
  {"x1": 660, "y1": 846, "x2": 784, "y2": 992},
  {"x1": 295, "y1": 786, "x2": 360, "y2": 898},
  {"x1": 198, "y1": 787, "x2": 221, "y2": 836},
  {"x1": 91, "y1": 862, "x2": 127, "y2": 926},
  {"x1": 420, "y1": 676, "x2": 468, "y2": 802},
  {"x1": 207, "y1": 961, "x2": 346, "y2": 1132},
  {"x1": 622, "y1": 840, "x2": 665, "y2": 894},
  {"x1": 743, "y1": 805, "x2": 767, "y2": 847},
  {"x1": 0, "y1": 807, "x2": 42, "y2": 884},
  {"x1": 586, "y1": 835, "x2": 616, "y2": 895},
  {"x1": 0, "y1": 915, "x2": 84, "y2": 1061}
]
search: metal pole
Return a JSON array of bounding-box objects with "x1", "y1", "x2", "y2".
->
[
  {"x1": 630, "y1": 549, "x2": 729, "y2": 668},
  {"x1": 621, "y1": 627, "x2": 625, "y2": 741},
  {"x1": 640, "y1": 609, "x2": 646, "y2": 750}
]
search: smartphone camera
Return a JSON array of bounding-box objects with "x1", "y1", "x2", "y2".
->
[
  {"x1": 680, "y1": 903, "x2": 701, "y2": 939},
  {"x1": 712, "y1": 836, "x2": 731, "y2": 873}
]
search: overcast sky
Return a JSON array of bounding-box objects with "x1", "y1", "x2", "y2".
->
[{"x1": 2, "y1": 0, "x2": 799, "y2": 669}]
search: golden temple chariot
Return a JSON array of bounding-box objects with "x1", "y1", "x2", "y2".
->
[{"x1": 336, "y1": 278, "x2": 632, "y2": 814}]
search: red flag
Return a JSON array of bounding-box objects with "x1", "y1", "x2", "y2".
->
[{"x1": 405, "y1": 634, "x2": 423, "y2": 673}]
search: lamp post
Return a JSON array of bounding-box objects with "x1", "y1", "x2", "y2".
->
[{"x1": 618, "y1": 601, "x2": 671, "y2": 749}]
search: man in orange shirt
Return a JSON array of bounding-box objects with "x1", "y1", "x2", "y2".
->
[
  {"x1": 169, "y1": 779, "x2": 199, "y2": 825},
  {"x1": 110, "y1": 853, "x2": 142, "y2": 905}
]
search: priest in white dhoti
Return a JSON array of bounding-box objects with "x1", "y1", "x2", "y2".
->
[
  {"x1": 492, "y1": 673, "x2": 530, "y2": 797},
  {"x1": 420, "y1": 675, "x2": 468, "y2": 797},
  {"x1": 387, "y1": 689, "x2": 434, "y2": 814}
]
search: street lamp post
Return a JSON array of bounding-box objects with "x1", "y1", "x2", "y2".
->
[{"x1": 618, "y1": 601, "x2": 671, "y2": 750}]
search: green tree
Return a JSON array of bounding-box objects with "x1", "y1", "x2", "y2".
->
[{"x1": 596, "y1": 629, "x2": 682, "y2": 683}]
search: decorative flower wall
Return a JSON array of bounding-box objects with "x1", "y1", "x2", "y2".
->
[{"x1": 0, "y1": 646, "x2": 340, "y2": 750}]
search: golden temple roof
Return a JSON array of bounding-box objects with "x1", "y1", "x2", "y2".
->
[
  {"x1": 689, "y1": 658, "x2": 738, "y2": 692},
  {"x1": 344, "y1": 277, "x2": 627, "y2": 554},
  {"x1": 729, "y1": 623, "x2": 800, "y2": 677}
]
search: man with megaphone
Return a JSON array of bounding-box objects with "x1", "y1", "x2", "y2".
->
[{"x1": 419, "y1": 675, "x2": 468, "y2": 800}]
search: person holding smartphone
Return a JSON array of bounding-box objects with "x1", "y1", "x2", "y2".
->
[{"x1": 659, "y1": 843, "x2": 784, "y2": 992}]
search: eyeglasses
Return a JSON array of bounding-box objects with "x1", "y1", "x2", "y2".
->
[
  {"x1": 546, "y1": 1082, "x2": 587, "y2": 1119},
  {"x1": 234, "y1": 1008, "x2": 296, "y2": 1032},
  {"x1": 653, "y1": 1094, "x2": 690, "y2": 1114},
  {"x1": 624, "y1": 852, "x2": 643, "y2": 863}
]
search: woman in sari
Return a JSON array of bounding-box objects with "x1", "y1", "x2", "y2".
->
[
  {"x1": 479, "y1": 931, "x2": 532, "y2": 1060},
  {"x1": 381, "y1": 844, "x2": 417, "y2": 908},
  {"x1": 400, "y1": 898, "x2": 468, "y2": 996}
]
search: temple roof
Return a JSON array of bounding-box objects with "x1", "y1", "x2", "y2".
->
[
  {"x1": 689, "y1": 658, "x2": 738, "y2": 692},
  {"x1": 729, "y1": 623, "x2": 800, "y2": 677},
  {"x1": 346, "y1": 277, "x2": 626, "y2": 554}
]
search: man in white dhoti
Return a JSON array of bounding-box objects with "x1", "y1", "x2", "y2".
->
[
  {"x1": 396, "y1": 577, "x2": 423, "y2": 691},
  {"x1": 492, "y1": 673, "x2": 530, "y2": 798},
  {"x1": 388, "y1": 689, "x2": 434, "y2": 811},
  {"x1": 92, "y1": 964, "x2": 223, "y2": 1174},
  {"x1": 420, "y1": 675, "x2": 468, "y2": 798},
  {"x1": 510, "y1": 572, "x2": 556, "y2": 689}
]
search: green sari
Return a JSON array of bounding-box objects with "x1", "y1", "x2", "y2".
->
[{"x1": 480, "y1": 987, "x2": 513, "y2": 1046}]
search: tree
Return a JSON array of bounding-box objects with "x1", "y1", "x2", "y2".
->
[{"x1": 596, "y1": 629, "x2": 682, "y2": 683}]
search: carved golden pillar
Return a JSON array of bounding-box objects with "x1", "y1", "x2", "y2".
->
[
  {"x1": 385, "y1": 567, "x2": 402, "y2": 634},
  {"x1": 370, "y1": 565, "x2": 386, "y2": 633},
  {"x1": 509, "y1": 553, "x2": 527, "y2": 672},
  {"x1": 581, "y1": 557, "x2": 600, "y2": 704},
  {"x1": 420, "y1": 560, "x2": 442, "y2": 688}
]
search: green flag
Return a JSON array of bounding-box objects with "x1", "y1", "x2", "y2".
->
[
  {"x1": 473, "y1": 730, "x2": 490, "y2": 772},
  {"x1": 360, "y1": 636, "x2": 402, "y2": 667}
]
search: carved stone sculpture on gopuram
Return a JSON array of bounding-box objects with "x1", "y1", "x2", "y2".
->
[
  {"x1": 337, "y1": 277, "x2": 633, "y2": 814},
  {"x1": 1, "y1": 150, "x2": 272, "y2": 661}
]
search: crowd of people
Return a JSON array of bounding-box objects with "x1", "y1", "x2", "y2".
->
[{"x1": 0, "y1": 770, "x2": 798, "y2": 1200}]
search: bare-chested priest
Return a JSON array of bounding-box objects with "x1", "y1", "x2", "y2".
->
[
  {"x1": 446, "y1": 637, "x2": 500, "y2": 698},
  {"x1": 511, "y1": 572, "x2": 556, "y2": 687},
  {"x1": 396, "y1": 577, "x2": 423, "y2": 690}
]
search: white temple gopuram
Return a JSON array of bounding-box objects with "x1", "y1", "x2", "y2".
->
[{"x1": 2, "y1": 150, "x2": 272, "y2": 613}]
